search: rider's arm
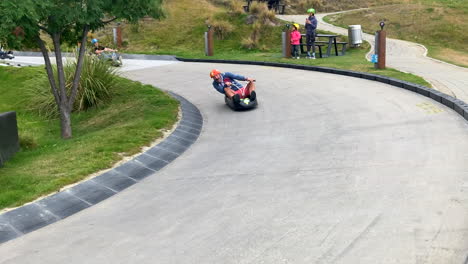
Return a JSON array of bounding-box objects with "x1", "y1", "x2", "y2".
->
[
  {"x1": 224, "y1": 72, "x2": 250, "y2": 82},
  {"x1": 212, "y1": 81, "x2": 225, "y2": 94}
]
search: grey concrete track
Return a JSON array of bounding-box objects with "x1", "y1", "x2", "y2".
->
[
  {"x1": 1, "y1": 62, "x2": 468, "y2": 263},
  {"x1": 279, "y1": 13, "x2": 468, "y2": 103}
]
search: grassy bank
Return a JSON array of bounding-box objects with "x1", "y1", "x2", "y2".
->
[
  {"x1": 88, "y1": 0, "x2": 429, "y2": 86},
  {"x1": 0, "y1": 67, "x2": 179, "y2": 210},
  {"x1": 325, "y1": 1, "x2": 468, "y2": 67}
]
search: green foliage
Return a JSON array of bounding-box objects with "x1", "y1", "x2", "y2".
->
[
  {"x1": 0, "y1": 0, "x2": 165, "y2": 139},
  {"x1": 0, "y1": 0, "x2": 165, "y2": 49},
  {"x1": 25, "y1": 54, "x2": 118, "y2": 118}
]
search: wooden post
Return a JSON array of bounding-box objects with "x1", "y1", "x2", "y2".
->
[
  {"x1": 205, "y1": 27, "x2": 214, "y2": 56},
  {"x1": 116, "y1": 25, "x2": 122, "y2": 48},
  {"x1": 284, "y1": 29, "x2": 291, "y2": 58},
  {"x1": 376, "y1": 30, "x2": 386, "y2": 69}
]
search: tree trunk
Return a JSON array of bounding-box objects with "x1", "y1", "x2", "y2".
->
[
  {"x1": 52, "y1": 32, "x2": 73, "y2": 139},
  {"x1": 59, "y1": 104, "x2": 72, "y2": 139}
]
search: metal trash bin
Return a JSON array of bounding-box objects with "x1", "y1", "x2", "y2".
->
[{"x1": 348, "y1": 25, "x2": 363, "y2": 47}]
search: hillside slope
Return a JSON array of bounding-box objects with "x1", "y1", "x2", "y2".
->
[
  {"x1": 93, "y1": 0, "x2": 284, "y2": 57},
  {"x1": 324, "y1": 1, "x2": 468, "y2": 67}
]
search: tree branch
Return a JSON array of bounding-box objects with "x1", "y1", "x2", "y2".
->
[
  {"x1": 102, "y1": 17, "x2": 118, "y2": 24},
  {"x1": 36, "y1": 36, "x2": 60, "y2": 106},
  {"x1": 51, "y1": 32, "x2": 69, "y2": 113},
  {"x1": 68, "y1": 25, "x2": 89, "y2": 108}
]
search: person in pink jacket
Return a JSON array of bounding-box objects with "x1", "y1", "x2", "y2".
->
[{"x1": 290, "y1": 23, "x2": 301, "y2": 59}]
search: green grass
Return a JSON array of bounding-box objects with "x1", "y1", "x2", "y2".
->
[{"x1": 0, "y1": 67, "x2": 179, "y2": 210}]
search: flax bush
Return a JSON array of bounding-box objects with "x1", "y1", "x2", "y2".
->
[{"x1": 25, "y1": 54, "x2": 118, "y2": 118}]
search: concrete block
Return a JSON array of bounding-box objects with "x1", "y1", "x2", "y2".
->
[
  {"x1": 1, "y1": 203, "x2": 57, "y2": 234},
  {"x1": 146, "y1": 146, "x2": 179, "y2": 162},
  {"x1": 134, "y1": 153, "x2": 168, "y2": 172},
  {"x1": 0, "y1": 112, "x2": 19, "y2": 167},
  {"x1": 69, "y1": 180, "x2": 116, "y2": 205},
  {"x1": 440, "y1": 94, "x2": 455, "y2": 109},
  {"x1": 93, "y1": 168, "x2": 136, "y2": 192},
  {"x1": 115, "y1": 160, "x2": 154, "y2": 181},
  {"x1": 0, "y1": 220, "x2": 20, "y2": 244},
  {"x1": 375, "y1": 76, "x2": 390, "y2": 84},
  {"x1": 388, "y1": 78, "x2": 404, "y2": 88},
  {"x1": 36, "y1": 191, "x2": 90, "y2": 219}
]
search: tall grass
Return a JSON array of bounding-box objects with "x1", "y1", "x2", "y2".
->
[
  {"x1": 25, "y1": 54, "x2": 118, "y2": 118},
  {"x1": 283, "y1": 0, "x2": 405, "y2": 13}
]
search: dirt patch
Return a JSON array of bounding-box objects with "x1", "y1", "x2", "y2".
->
[{"x1": 432, "y1": 48, "x2": 468, "y2": 68}]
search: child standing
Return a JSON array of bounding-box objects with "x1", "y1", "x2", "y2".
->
[{"x1": 290, "y1": 23, "x2": 301, "y2": 59}]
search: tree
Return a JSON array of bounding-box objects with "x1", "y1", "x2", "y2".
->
[{"x1": 0, "y1": 0, "x2": 164, "y2": 139}]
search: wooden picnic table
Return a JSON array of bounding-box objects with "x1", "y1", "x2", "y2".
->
[
  {"x1": 316, "y1": 34, "x2": 339, "y2": 57},
  {"x1": 300, "y1": 34, "x2": 339, "y2": 57}
]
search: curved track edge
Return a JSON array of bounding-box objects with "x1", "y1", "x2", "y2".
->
[{"x1": 0, "y1": 92, "x2": 203, "y2": 244}]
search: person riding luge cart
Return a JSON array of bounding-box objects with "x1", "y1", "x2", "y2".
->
[
  {"x1": 91, "y1": 38, "x2": 122, "y2": 67},
  {"x1": 210, "y1": 69, "x2": 258, "y2": 111},
  {"x1": 0, "y1": 45, "x2": 14, "y2": 60}
]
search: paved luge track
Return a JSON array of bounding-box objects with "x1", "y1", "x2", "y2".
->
[{"x1": 1, "y1": 62, "x2": 468, "y2": 263}]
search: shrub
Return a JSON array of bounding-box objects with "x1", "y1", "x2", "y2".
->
[
  {"x1": 228, "y1": 0, "x2": 245, "y2": 15},
  {"x1": 243, "y1": 20, "x2": 266, "y2": 50},
  {"x1": 25, "y1": 54, "x2": 118, "y2": 118},
  {"x1": 247, "y1": 2, "x2": 277, "y2": 26},
  {"x1": 19, "y1": 135, "x2": 37, "y2": 150},
  {"x1": 210, "y1": 19, "x2": 234, "y2": 40},
  {"x1": 249, "y1": 1, "x2": 268, "y2": 15},
  {"x1": 241, "y1": 36, "x2": 257, "y2": 50}
]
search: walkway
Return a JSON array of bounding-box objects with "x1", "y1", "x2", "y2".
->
[
  {"x1": 278, "y1": 12, "x2": 468, "y2": 103},
  {"x1": 1, "y1": 61, "x2": 467, "y2": 263}
]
